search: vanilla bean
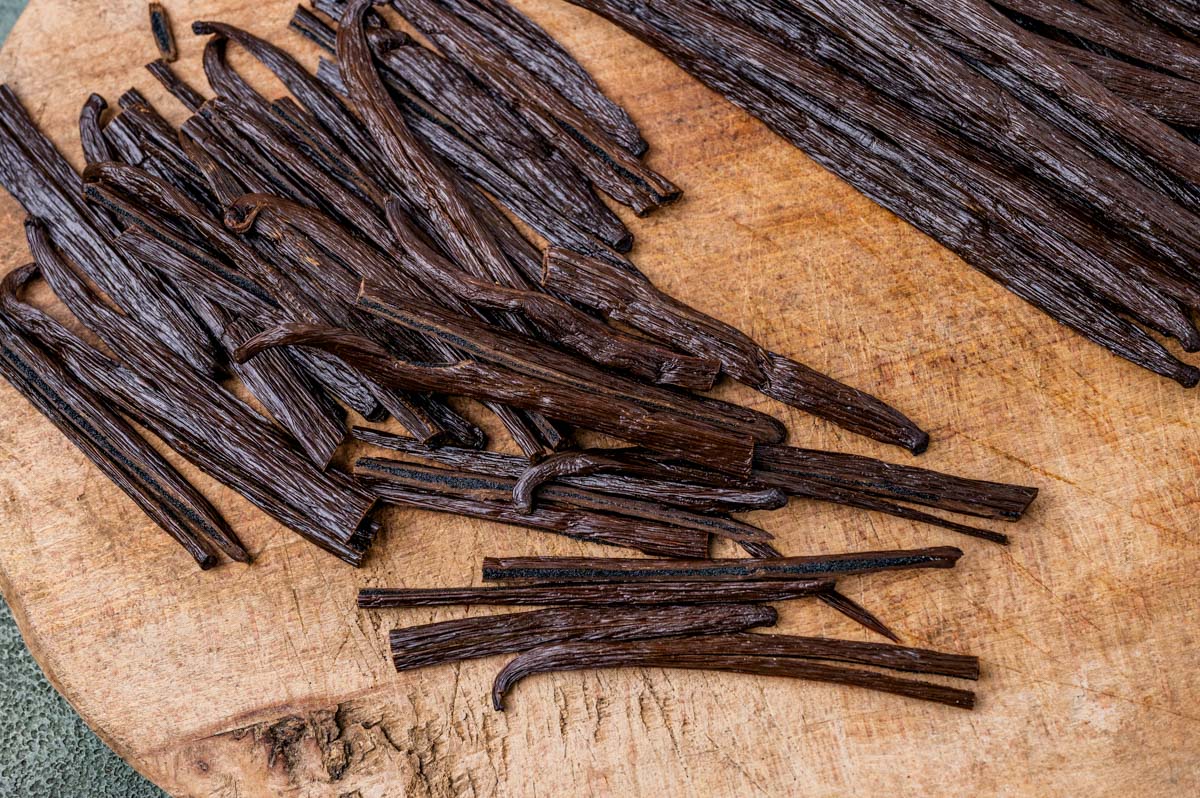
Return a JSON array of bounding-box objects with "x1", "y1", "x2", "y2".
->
[
  {"x1": 389, "y1": 603, "x2": 776, "y2": 671},
  {"x1": 753, "y1": 445, "x2": 1037, "y2": 522},
  {"x1": 426, "y1": 0, "x2": 647, "y2": 156},
  {"x1": 145, "y1": 59, "x2": 205, "y2": 113},
  {"x1": 359, "y1": 472, "x2": 707, "y2": 558},
  {"x1": 361, "y1": 576, "x2": 829, "y2": 608},
  {"x1": 148, "y1": 3, "x2": 177, "y2": 62},
  {"x1": 0, "y1": 269, "x2": 245, "y2": 567},
  {"x1": 352, "y1": 427, "x2": 786, "y2": 512},
  {"x1": 543, "y1": 247, "x2": 929, "y2": 452},
  {"x1": 491, "y1": 638, "x2": 976, "y2": 710},
  {"x1": 481, "y1": 547, "x2": 962, "y2": 583},
  {"x1": 388, "y1": 0, "x2": 679, "y2": 215},
  {"x1": 359, "y1": 280, "x2": 780, "y2": 448},
  {"x1": 78, "y1": 94, "x2": 115, "y2": 166},
  {"x1": 355, "y1": 456, "x2": 771, "y2": 542}
]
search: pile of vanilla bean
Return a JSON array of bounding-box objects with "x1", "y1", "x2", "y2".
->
[
  {"x1": 564, "y1": 0, "x2": 1200, "y2": 386},
  {"x1": 362, "y1": 549, "x2": 979, "y2": 710},
  {"x1": 0, "y1": 1, "x2": 1036, "y2": 708}
]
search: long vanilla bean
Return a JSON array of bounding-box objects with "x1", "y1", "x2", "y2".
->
[
  {"x1": 543, "y1": 247, "x2": 930, "y2": 452},
  {"x1": 481, "y1": 547, "x2": 962, "y2": 583},
  {"x1": 389, "y1": 603, "x2": 776, "y2": 670},
  {"x1": 360, "y1": 577, "x2": 830, "y2": 608},
  {"x1": 491, "y1": 638, "x2": 976, "y2": 710},
  {"x1": 356, "y1": 455, "x2": 769, "y2": 542},
  {"x1": 352, "y1": 427, "x2": 787, "y2": 513}
]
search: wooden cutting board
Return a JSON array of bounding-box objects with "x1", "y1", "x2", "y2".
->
[{"x1": 0, "y1": 1, "x2": 1196, "y2": 795}]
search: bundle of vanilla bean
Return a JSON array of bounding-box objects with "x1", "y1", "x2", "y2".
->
[
  {"x1": 0, "y1": 0, "x2": 1037, "y2": 580},
  {"x1": 562, "y1": 0, "x2": 1200, "y2": 386},
  {"x1": 361, "y1": 551, "x2": 979, "y2": 711}
]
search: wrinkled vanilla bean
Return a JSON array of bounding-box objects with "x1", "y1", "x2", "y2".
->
[
  {"x1": 356, "y1": 456, "x2": 770, "y2": 542},
  {"x1": 360, "y1": 577, "x2": 830, "y2": 607},
  {"x1": 389, "y1": 603, "x2": 776, "y2": 670},
  {"x1": 352, "y1": 427, "x2": 787, "y2": 512},
  {"x1": 491, "y1": 638, "x2": 976, "y2": 710},
  {"x1": 481, "y1": 547, "x2": 962, "y2": 583},
  {"x1": 543, "y1": 247, "x2": 930, "y2": 452}
]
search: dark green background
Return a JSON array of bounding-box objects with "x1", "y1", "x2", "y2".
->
[{"x1": 0, "y1": 2, "x2": 164, "y2": 795}]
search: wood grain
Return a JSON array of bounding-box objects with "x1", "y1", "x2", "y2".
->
[{"x1": 0, "y1": 1, "x2": 1196, "y2": 795}]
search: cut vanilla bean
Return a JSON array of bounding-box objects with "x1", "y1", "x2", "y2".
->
[
  {"x1": 816, "y1": 589, "x2": 899, "y2": 642},
  {"x1": 352, "y1": 427, "x2": 787, "y2": 513},
  {"x1": 361, "y1": 578, "x2": 830, "y2": 608},
  {"x1": 585, "y1": 631, "x2": 979, "y2": 679},
  {"x1": 491, "y1": 638, "x2": 976, "y2": 710},
  {"x1": 388, "y1": 603, "x2": 776, "y2": 671},
  {"x1": 753, "y1": 445, "x2": 1037, "y2": 522},
  {"x1": 355, "y1": 456, "x2": 772, "y2": 542},
  {"x1": 359, "y1": 473, "x2": 707, "y2": 557},
  {"x1": 481, "y1": 547, "x2": 962, "y2": 583},
  {"x1": 148, "y1": 3, "x2": 178, "y2": 62},
  {"x1": 543, "y1": 246, "x2": 929, "y2": 453}
]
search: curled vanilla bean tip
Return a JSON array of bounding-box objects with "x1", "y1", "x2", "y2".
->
[
  {"x1": 512, "y1": 450, "x2": 627, "y2": 512},
  {"x1": 490, "y1": 638, "x2": 977, "y2": 711}
]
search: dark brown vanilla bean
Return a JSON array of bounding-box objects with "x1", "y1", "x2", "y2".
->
[
  {"x1": 352, "y1": 427, "x2": 787, "y2": 512},
  {"x1": 148, "y1": 3, "x2": 178, "y2": 62},
  {"x1": 753, "y1": 445, "x2": 1037, "y2": 522},
  {"x1": 816, "y1": 589, "x2": 899, "y2": 642},
  {"x1": 358, "y1": 279, "x2": 781, "y2": 447},
  {"x1": 243, "y1": 322, "x2": 755, "y2": 475},
  {"x1": 355, "y1": 456, "x2": 771, "y2": 542},
  {"x1": 901, "y1": 0, "x2": 1200, "y2": 194},
  {"x1": 376, "y1": 201, "x2": 719, "y2": 390},
  {"x1": 429, "y1": 0, "x2": 647, "y2": 156},
  {"x1": 584, "y1": 5, "x2": 1200, "y2": 340},
  {"x1": 991, "y1": 0, "x2": 1200, "y2": 80},
  {"x1": 567, "y1": 1, "x2": 1200, "y2": 385},
  {"x1": 0, "y1": 86, "x2": 215, "y2": 375},
  {"x1": 602, "y1": 632, "x2": 979, "y2": 680},
  {"x1": 481, "y1": 547, "x2": 962, "y2": 583},
  {"x1": 491, "y1": 638, "x2": 976, "y2": 710},
  {"x1": 388, "y1": 603, "x2": 776, "y2": 671},
  {"x1": 296, "y1": 6, "x2": 634, "y2": 250},
  {"x1": 389, "y1": 0, "x2": 680, "y2": 215},
  {"x1": 543, "y1": 247, "x2": 929, "y2": 452},
  {"x1": 0, "y1": 272, "x2": 246, "y2": 566},
  {"x1": 360, "y1": 474, "x2": 707, "y2": 558},
  {"x1": 12, "y1": 230, "x2": 378, "y2": 559},
  {"x1": 145, "y1": 59, "x2": 205, "y2": 112},
  {"x1": 361, "y1": 578, "x2": 830, "y2": 608},
  {"x1": 78, "y1": 95, "x2": 114, "y2": 166},
  {"x1": 512, "y1": 450, "x2": 636, "y2": 512}
]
